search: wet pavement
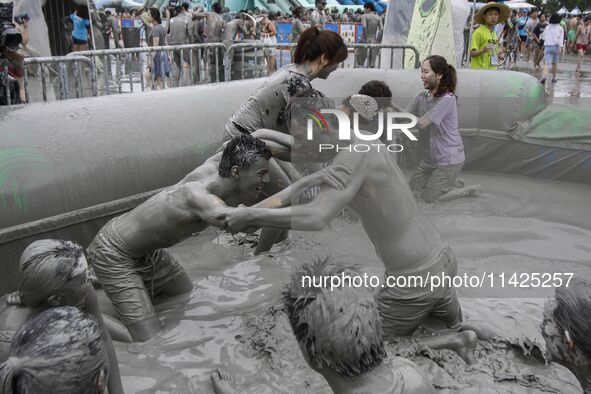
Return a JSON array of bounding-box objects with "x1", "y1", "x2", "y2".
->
[{"x1": 491, "y1": 53, "x2": 591, "y2": 106}]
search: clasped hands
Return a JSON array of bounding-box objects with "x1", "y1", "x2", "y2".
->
[{"x1": 219, "y1": 164, "x2": 352, "y2": 234}]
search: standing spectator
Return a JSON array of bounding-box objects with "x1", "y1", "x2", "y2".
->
[
  {"x1": 260, "y1": 12, "x2": 278, "y2": 75},
  {"x1": 567, "y1": 16, "x2": 578, "y2": 54},
  {"x1": 222, "y1": 13, "x2": 252, "y2": 48},
  {"x1": 575, "y1": 17, "x2": 591, "y2": 73},
  {"x1": 310, "y1": 0, "x2": 326, "y2": 29},
  {"x1": 340, "y1": 8, "x2": 349, "y2": 22},
  {"x1": 192, "y1": 3, "x2": 226, "y2": 82},
  {"x1": 516, "y1": 11, "x2": 529, "y2": 58},
  {"x1": 69, "y1": 4, "x2": 90, "y2": 52},
  {"x1": 461, "y1": 15, "x2": 472, "y2": 65},
  {"x1": 525, "y1": 10, "x2": 538, "y2": 62},
  {"x1": 1, "y1": 14, "x2": 29, "y2": 103},
  {"x1": 188, "y1": 6, "x2": 206, "y2": 83},
  {"x1": 290, "y1": 6, "x2": 306, "y2": 55},
  {"x1": 356, "y1": 3, "x2": 384, "y2": 68},
  {"x1": 407, "y1": 55, "x2": 482, "y2": 203},
  {"x1": 222, "y1": 7, "x2": 233, "y2": 23},
  {"x1": 147, "y1": 7, "x2": 170, "y2": 89},
  {"x1": 540, "y1": 13, "x2": 564, "y2": 84},
  {"x1": 352, "y1": 9, "x2": 362, "y2": 23},
  {"x1": 168, "y1": 6, "x2": 190, "y2": 86},
  {"x1": 470, "y1": 2, "x2": 510, "y2": 70},
  {"x1": 105, "y1": 10, "x2": 122, "y2": 49},
  {"x1": 532, "y1": 13, "x2": 548, "y2": 68}
]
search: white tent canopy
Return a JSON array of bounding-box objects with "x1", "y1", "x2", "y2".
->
[
  {"x1": 557, "y1": 6, "x2": 568, "y2": 15},
  {"x1": 505, "y1": 1, "x2": 536, "y2": 9},
  {"x1": 570, "y1": 7, "x2": 582, "y2": 15}
]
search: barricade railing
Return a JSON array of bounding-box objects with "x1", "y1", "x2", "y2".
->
[
  {"x1": 6, "y1": 43, "x2": 419, "y2": 105},
  {"x1": 23, "y1": 56, "x2": 98, "y2": 103},
  {"x1": 224, "y1": 43, "x2": 421, "y2": 81},
  {"x1": 73, "y1": 43, "x2": 227, "y2": 94}
]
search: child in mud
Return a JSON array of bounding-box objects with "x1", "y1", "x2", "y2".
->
[
  {"x1": 0, "y1": 240, "x2": 123, "y2": 394},
  {"x1": 223, "y1": 89, "x2": 479, "y2": 362},
  {"x1": 542, "y1": 279, "x2": 591, "y2": 392},
  {"x1": 210, "y1": 258, "x2": 436, "y2": 394},
  {"x1": 0, "y1": 306, "x2": 109, "y2": 394}
]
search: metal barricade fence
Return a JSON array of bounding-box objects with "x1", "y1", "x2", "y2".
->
[
  {"x1": 73, "y1": 43, "x2": 227, "y2": 95},
  {"x1": 8, "y1": 43, "x2": 419, "y2": 105},
  {"x1": 23, "y1": 56, "x2": 98, "y2": 103},
  {"x1": 224, "y1": 43, "x2": 421, "y2": 81}
]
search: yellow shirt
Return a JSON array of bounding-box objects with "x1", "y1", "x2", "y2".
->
[{"x1": 471, "y1": 25, "x2": 499, "y2": 70}]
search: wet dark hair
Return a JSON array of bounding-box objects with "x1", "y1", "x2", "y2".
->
[
  {"x1": 554, "y1": 279, "x2": 591, "y2": 355},
  {"x1": 105, "y1": 10, "x2": 112, "y2": 16},
  {"x1": 293, "y1": 27, "x2": 348, "y2": 66},
  {"x1": 293, "y1": 6, "x2": 306, "y2": 18},
  {"x1": 283, "y1": 257, "x2": 387, "y2": 377},
  {"x1": 358, "y1": 80, "x2": 392, "y2": 110},
  {"x1": 549, "y1": 13, "x2": 562, "y2": 24},
  {"x1": 12, "y1": 239, "x2": 86, "y2": 308},
  {"x1": 77, "y1": 4, "x2": 89, "y2": 20},
  {"x1": 182, "y1": 2, "x2": 190, "y2": 11},
  {"x1": 364, "y1": 2, "x2": 375, "y2": 11},
  {"x1": 149, "y1": 7, "x2": 161, "y2": 24},
  {"x1": 218, "y1": 134, "x2": 272, "y2": 177},
  {"x1": 424, "y1": 55, "x2": 457, "y2": 97},
  {"x1": 0, "y1": 307, "x2": 108, "y2": 394},
  {"x1": 212, "y1": 2, "x2": 222, "y2": 14}
]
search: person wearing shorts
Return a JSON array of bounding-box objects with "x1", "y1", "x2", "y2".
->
[
  {"x1": 378, "y1": 244, "x2": 463, "y2": 338},
  {"x1": 260, "y1": 12, "x2": 277, "y2": 75},
  {"x1": 575, "y1": 17, "x2": 590, "y2": 72},
  {"x1": 69, "y1": 5, "x2": 90, "y2": 51},
  {"x1": 87, "y1": 218, "x2": 188, "y2": 338},
  {"x1": 541, "y1": 13, "x2": 564, "y2": 84},
  {"x1": 86, "y1": 135, "x2": 280, "y2": 342}
]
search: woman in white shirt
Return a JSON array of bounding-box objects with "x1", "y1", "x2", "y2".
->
[{"x1": 541, "y1": 13, "x2": 564, "y2": 84}]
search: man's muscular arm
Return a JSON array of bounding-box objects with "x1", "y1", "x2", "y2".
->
[{"x1": 225, "y1": 152, "x2": 366, "y2": 232}]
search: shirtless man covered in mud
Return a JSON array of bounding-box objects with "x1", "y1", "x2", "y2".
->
[
  {"x1": 211, "y1": 258, "x2": 436, "y2": 394},
  {"x1": 224, "y1": 91, "x2": 478, "y2": 362},
  {"x1": 88, "y1": 134, "x2": 349, "y2": 342}
]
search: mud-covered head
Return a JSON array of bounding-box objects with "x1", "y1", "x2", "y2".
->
[
  {"x1": 293, "y1": 28, "x2": 348, "y2": 79},
  {"x1": 542, "y1": 279, "x2": 591, "y2": 385},
  {"x1": 358, "y1": 80, "x2": 392, "y2": 111},
  {"x1": 283, "y1": 257, "x2": 386, "y2": 377},
  {"x1": 0, "y1": 306, "x2": 109, "y2": 394},
  {"x1": 13, "y1": 240, "x2": 90, "y2": 309},
  {"x1": 287, "y1": 87, "x2": 340, "y2": 162},
  {"x1": 219, "y1": 134, "x2": 272, "y2": 200}
]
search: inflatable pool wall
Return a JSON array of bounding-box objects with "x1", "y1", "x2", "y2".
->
[{"x1": 2, "y1": 69, "x2": 589, "y2": 294}]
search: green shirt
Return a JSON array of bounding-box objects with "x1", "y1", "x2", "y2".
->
[{"x1": 471, "y1": 24, "x2": 499, "y2": 70}]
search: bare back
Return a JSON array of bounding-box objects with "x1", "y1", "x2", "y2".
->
[
  {"x1": 329, "y1": 146, "x2": 443, "y2": 271},
  {"x1": 113, "y1": 154, "x2": 224, "y2": 254}
]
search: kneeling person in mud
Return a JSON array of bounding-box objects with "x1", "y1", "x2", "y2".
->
[
  {"x1": 211, "y1": 258, "x2": 436, "y2": 394},
  {"x1": 223, "y1": 91, "x2": 478, "y2": 363},
  {"x1": 88, "y1": 134, "x2": 350, "y2": 342}
]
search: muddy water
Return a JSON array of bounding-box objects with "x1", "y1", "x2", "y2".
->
[{"x1": 116, "y1": 171, "x2": 591, "y2": 393}]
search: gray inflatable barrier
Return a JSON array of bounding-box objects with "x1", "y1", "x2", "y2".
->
[{"x1": 2, "y1": 68, "x2": 587, "y2": 293}]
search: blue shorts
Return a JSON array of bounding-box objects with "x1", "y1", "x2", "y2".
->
[{"x1": 544, "y1": 45, "x2": 560, "y2": 64}]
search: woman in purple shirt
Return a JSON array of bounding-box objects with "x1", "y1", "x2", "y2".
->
[{"x1": 406, "y1": 55, "x2": 482, "y2": 203}]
